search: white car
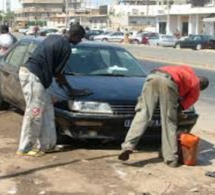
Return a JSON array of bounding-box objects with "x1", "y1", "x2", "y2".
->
[
  {"x1": 94, "y1": 31, "x2": 124, "y2": 42},
  {"x1": 25, "y1": 26, "x2": 42, "y2": 36},
  {"x1": 39, "y1": 27, "x2": 60, "y2": 36},
  {"x1": 149, "y1": 34, "x2": 178, "y2": 47}
]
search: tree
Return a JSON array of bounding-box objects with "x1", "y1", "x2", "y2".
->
[
  {"x1": 0, "y1": 11, "x2": 4, "y2": 22},
  {"x1": 4, "y1": 11, "x2": 15, "y2": 21}
]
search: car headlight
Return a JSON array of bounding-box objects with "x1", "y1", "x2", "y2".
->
[{"x1": 68, "y1": 101, "x2": 113, "y2": 114}]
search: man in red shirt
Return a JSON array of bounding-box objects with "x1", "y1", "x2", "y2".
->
[{"x1": 118, "y1": 65, "x2": 209, "y2": 167}]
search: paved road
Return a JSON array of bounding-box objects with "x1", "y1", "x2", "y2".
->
[
  {"x1": 14, "y1": 32, "x2": 215, "y2": 69},
  {"x1": 122, "y1": 44, "x2": 215, "y2": 70}
]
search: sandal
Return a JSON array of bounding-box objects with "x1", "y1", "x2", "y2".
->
[
  {"x1": 16, "y1": 150, "x2": 45, "y2": 157},
  {"x1": 33, "y1": 146, "x2": 62, "y2": 153},
  {"x1": 205, "y1": 171, "x2": 215, "y2": 178}
]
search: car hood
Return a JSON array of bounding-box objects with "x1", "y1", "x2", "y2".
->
[{"x1": 50, "y1": 76, "x2": 145, "y2": 104}]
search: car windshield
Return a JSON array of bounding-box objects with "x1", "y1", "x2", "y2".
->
[
  {"x1": 64, "y1": 46, "x2": 147, "y2": 77},
  {"x1": 161, "y1": 35, "x2": 173, "y2": 39},
  {"x1": 187, "y1": 35, "x2": 202, "y2": 41}
]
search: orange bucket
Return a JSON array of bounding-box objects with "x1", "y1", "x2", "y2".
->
[{"x1": 178, "y1": 132, "x2": 200, "y2": 166}]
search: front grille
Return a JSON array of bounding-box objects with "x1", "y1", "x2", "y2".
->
[
  {"x1": 110, "y1": 104, "x2": 160, "y2": 116},
  {"x1": 111, "y1": 105, "x2": 135, "y2": 116}
]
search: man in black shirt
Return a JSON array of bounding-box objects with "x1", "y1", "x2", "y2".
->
[{"x1": 17, "y1": 23, "x2": 86, "y2": 157}]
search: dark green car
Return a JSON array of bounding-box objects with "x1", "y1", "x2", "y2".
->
[{"x1": 174, "y1": 35, "x2": 215, "y2": 50}]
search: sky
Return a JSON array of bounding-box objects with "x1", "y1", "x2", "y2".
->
[
  {"x1": 0, "y1": 0, "x2": 113, "y2": 11},
  {"x1": 0, "y1": 0, "x2": 21, "y2": 11}
]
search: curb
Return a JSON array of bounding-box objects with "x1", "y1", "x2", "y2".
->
[
  {"x1": 116, "y1": 43, "x2": 215, "y2": 70},
  {"x1": 120, "y1": 43, "x2": 215, "y2": 53},
  {"x1": 136, "y1": 55, "x2": 215, "y2": 70}
]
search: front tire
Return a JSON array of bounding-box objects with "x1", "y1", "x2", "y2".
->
[
  {"x1": 195, "y1": 44, "x2": 202, "y2": 50},
  {"x1": 175, "y1": 43, "x2": 181, "y2": 49},
  {"x1": 102, "y1": 38, "x2": 108, "y2": 42},
  {"x1": 132, "y1": 40, "x2": 140, "y2": 45}
]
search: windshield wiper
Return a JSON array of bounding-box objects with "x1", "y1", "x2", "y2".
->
[
  {"x1": 91, "y1": 73, "x2": 127, "y2": 77},
  {"x1": 64, "y1": 72, "x2": 84, "y2": 76}
]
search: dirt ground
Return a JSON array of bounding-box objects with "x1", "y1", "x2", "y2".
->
[{"x1": 0, "y1": 102, "x2": 215, "y2": 195}]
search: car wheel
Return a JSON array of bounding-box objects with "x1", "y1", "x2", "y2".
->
[
  {"x1": 196, "y1": 44, "x2": 202, "y2": 50},
  {"x1": 175, "y1": 43, "x2": 181, "y2": 49},
  {"x1": 102, "y1": 38, "x2": 108, "y2": 42},
  {"x1": 132, "y1": 40, "x2": 140, "y2": 45}
]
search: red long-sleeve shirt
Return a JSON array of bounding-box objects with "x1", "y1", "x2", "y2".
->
[{"x1": 158, "y1": 65, "x2": 200, "y2": 110}]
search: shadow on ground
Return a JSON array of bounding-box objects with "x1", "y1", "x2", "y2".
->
[{"x1": 197, "y1": 138, "x2": 215, "y2": 166}]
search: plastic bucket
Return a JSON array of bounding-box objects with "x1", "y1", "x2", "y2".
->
[{"x1": 178, "y1": 133, "x2": 200, "y2": 166}]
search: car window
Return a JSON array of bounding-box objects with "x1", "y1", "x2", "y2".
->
[
  {"x1": 115, "y1": 50, "x2": 145, "y2": 75},
  {"x1": 99, "y1": 49, "x2": 111, "y2": 66},
  {"x1": 149, "y1": 33, "x2": 159, "y2": 39},
  {"x1": 193, "y1": 36, "x2": 201, "y2": 41},
  {"x1": 23, "y1": 42, "x2": 38, "y2": 64},
  {"x1": 5, "y1": 41, "x2": 30, "y2": 68},
  {"x1": 65, "y1": 46, "x2": 146, "y2": 77},
  {"x1": 112, "y1": 32, "x2": 123, "y2": 36},
  {"x1": 65, "y1": 47, "x2": 107, "y2": 74}
]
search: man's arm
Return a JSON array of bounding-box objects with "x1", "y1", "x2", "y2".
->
[{"x1": 180, "y1": 85, "x2": 200, "y2": 110}]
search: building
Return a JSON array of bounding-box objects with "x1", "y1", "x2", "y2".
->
[
  {"x1": 6, "y1": 0, "x2": 11, "y2": 12},
  {"x1": 106, "y1": 4, "x2": 159, "y2": 30},
  {"x1": 67, "y1": 0, "x2": 83, "y2": 10},
  {"x1": 15, "y1": 0, "x2": 107, "y2": 28},
  {"x1": 157, "y1": 0, "x2": 215, "y2": 35},
  {"x1": 15, "y1": 0, "x2": 64, "y2": 27},
  {"x1": 117, "y1": 0, "x2": 189, "y2": 5}
]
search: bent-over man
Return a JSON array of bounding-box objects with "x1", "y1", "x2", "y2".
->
[
  {"x1": 118, "y1": 65, "x2": 209, "y2": 167},
  {"x1": 17, "y1": 23, "x2": 86, "y2": 157}
]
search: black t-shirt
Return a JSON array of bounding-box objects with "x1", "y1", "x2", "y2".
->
[{"x1": 26, "y1": 35, "x2": 71, "y2": 88}]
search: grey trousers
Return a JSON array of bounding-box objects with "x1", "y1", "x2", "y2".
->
[
  {"x1": 122, "y1": 72, "x2": 179, "y2": 162},
  {"x1": 18, "y1": 67, "x2": 56, "y2": 152}
]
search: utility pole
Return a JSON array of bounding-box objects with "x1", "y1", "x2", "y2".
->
[
  {"x1": 146, "y1": 0, "x2": 149, "y2": 25},
  {"x1": 65, "y1": 0, "x2": 69, "y2": 27}
]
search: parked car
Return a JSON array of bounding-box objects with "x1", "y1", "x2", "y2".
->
[
  {"x1": 174, "y1": 34, "x2": 215, "y2": 50},
  {"x1": 130, "y1": 32, "x2": 159, "y2": 45},
  {"x1": 89, "y1": 31, "x2": 111, "y2": 41},
  {"x1": 25, "y1": 26, "x2": 41, "y2": 36},
  {"x1": 39, "y1": 28, "x2": 60, "y2": 36},
  {"x1": 85, "y1": 30, "x2": 104, "y2": 40},
  {"x1": 0, "y1": 37, "x2": 198, "y2": 141},
  {"x1": 149, "y1": 34, "x2": 178, "y2": 47},
  {"x1": 18, "y1": 28, "x2": 28, "y2": 34},
  {"x1": 93, "y1": 31, "x2": 124, "y2": 42}
]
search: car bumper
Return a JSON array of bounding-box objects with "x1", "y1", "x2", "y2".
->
[
  {"x1": 55, "y1": 108, "x2": 199, "y2": 140},
  {"x1": 159, "y1": 42, "x2": 175, "y2": 47}
]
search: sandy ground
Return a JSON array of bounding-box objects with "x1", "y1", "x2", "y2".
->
[{"x1": 0, "y1": 101, "x2": 214, "y2": 195}]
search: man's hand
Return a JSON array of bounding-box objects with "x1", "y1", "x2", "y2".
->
[
  {"x1": 51, "y1": 96, "x2": 58, "y2": 104},
  {"x1": 55, "y1": 74, "x2": 67, "y2": 86},
  {"x1": 178, "y1": 104, "x2": 187, "y2": 120},
  {"x1": 69, "y1": 88, "x2": 93, "y2": 97}
]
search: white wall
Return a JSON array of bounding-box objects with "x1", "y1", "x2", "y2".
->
[
  {"x1": 204, "y1": 22, "x2": 215, "y2": 35},
  {"x1": 108, "y1": 5, "x2": 163, "y2": 17},
  {"x1": 169, "y1": 15, "x2": 178, "y2": 35}
]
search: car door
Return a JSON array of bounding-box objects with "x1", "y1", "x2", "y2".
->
[
  {"x1": 0, "y1": 41, "x2": 36, "y2": 109},
  {"x1": 109, "y1": 32, "x2": 124, "y2": 42},
  {"x1": 181, "y1": 35, "x2": 193, "y2": 48},
  {"x1": 190, "y1": 35, "x2": 202, "y2": 48}
]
